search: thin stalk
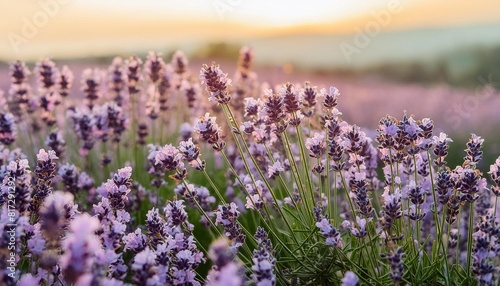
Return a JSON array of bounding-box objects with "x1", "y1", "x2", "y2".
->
[
  {"x1": 466, "y1": 202, "x2": 474, "y2": 276},
  {"x1": 281, "y1": 131, "x2": 312, "y2": 217},
  {"x1": 294, "y1": 123, "x2": 316, "y2": 203}
]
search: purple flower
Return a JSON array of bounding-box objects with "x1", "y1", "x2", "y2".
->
[
  {"x1": 251, "y1": 227, "x2": 276, "y2": 286},
  {"x1": 305, "y1": 132, "x2": 325, "y2": 158},
  {"x1": 178, "y1": 138, "x2": 201, "y2": 162},
  {"x1": 155, "y1": 144, "x2": 183, "y2": 172},
  {"x1": 132, "y1": 247, "x2": 160, "y2": 286},
  {"x1": 123, "y1": 229, "x2": 147, "y2": 254},
  {"x1": 206, "y1": 237, "x2": 245, "y2": 286},
  {"x1": 81, "y1": 68, "x2": 102, "y2": 110},
  {"x1": 60, "y1": 213, "x2": 102, "y2": 284},
  {"x1": 194, "y1": 113, "x2": 225, "y2": 151},
  {"x1": 320, "y1": 86, "x2": 340, "y2": 111},
  {"x1": 215, "y1": 203, "x2": 245, "y2": 248},
  {"x1": 465, "y1": 133, "x2": 484, "y2": 166},
  {"x1": 57, "y1": 65, "x2": 73, "y2": 98},
  {"x1": 341, "y1": 271, "x2": 359, "y2": 286},
  {"x1": 200, "y1": 62, "x2": 232, "y2": 104},
  {"x1": 267, "y1": 161, "x2": 285, "y2": 179},
  {"x1": 381, "y1": 247, "x2": 405, "y2": 283},
  {"x1": 45, "y1": 131, "x2": 66, "y2": 159},
  {"x1": 145, "y1": 51, "x2": 165, "y2": 83},
  {"x1": 0, "y1": 113, "x2": 16, "y2": 145}
]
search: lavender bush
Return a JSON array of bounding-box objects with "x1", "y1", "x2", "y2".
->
[{"x1": 0, "y1": 48, "x2": 499, "y2": 285}]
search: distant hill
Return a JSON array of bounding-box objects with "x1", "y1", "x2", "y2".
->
[{"x1": 244, "y1": 22, "x2": 500, "y2": 70}]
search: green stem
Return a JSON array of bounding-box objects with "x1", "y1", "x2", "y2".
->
[{"x1": 466, "y1": 202, "x2": 474, "y2": 276}]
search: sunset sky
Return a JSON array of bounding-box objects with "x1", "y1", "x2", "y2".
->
[{"x1": 1, "y1": 0, "x2": 500, "y2": 61}]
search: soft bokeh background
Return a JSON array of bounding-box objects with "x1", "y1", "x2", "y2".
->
[{"x1": 1, "y1": 0, "x2": 500, "y2": 166}]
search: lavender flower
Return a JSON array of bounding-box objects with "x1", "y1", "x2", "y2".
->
[
  {"x1": 137, "y1": 123, "x2": 149, "y2": 145},
  {"x1": 180, "y1": 79, "x2": 200, "y2": 109},
  {"x1": 472, "y1": 230, "x2": 495, "y2": 285},
  {"x1": 267, "y1": 161, "x2": 285, "y2": 179},
  {"x1": 96, "y1": 166, "x2": 132, "y2": 210},
  {"x1": 280, "y1": 82, "x2": 302, "y2": 125},
  {"x1": 145, "y1": 51, "x2": 165, "y2": 83},
  {"x1": 81, "y1": 68, "x2": 102, "y2": 110},
  {"x1": 464, "y1": 133, "x2": 484, "y2": 166},
  {"x1": 123, "y1": 228, "x2": 147, "y2": 254},
  {"x1": 350, "y1": 171, "x2": 373, "y2": 217},
  {"x1": 315, "y1": 206, "x2": 342, "y2": 247},
  {"x1": 57, "y1": 65, "x2": 73, "y2": 98},
  {"x1": 251, "y1": 227, "x2": 276, "y2": 286},
  {"x1": 68, "y1": 107, "x2": 96, "y2": 155},
  {"x1": 436, "y1": 169, "x2": 453, "y2": 205},
  {"x1": 60, "y1": 213, "x2": 102, "y2": 284},
  {"x1": 206, "y1": 237, "x2": 245, "y2": 286},
  {"x1": 107, "y1": 57, "x2": 127, "y2": 106},
  {"x1": 433, "y1": 132, "x2": 453, "y2": 167},
  {"x1": 200, "y1": 62, "x2": 232, "y2": 104},
  {"x1": 489, "y1": 157, "x2": 500, "y2": 196},
  {"x1": 454, "y1": 166, "x2": 485, "y2": 203},
  {"x1": 0, "y1": 113, "x2": 16, "y2": 145},
  {"x1": 154, "y1": 144, "x2": 184, "y2": 172},
  {"x1": 9, "y1": 60, "x2": 31, "y2": 105},
  {"x1": 305, "y1": 132, "x2": 325, "y2": 158},
  {"x1": 235, "y1": 46, "x2": 254, "y2": 80},
  {"x1": 36, "y1": 58, "x2": 58, "y2": 93},
  {"x1": 45, "y1": 131, "x2": 66, "y2": 159},
  {"x1": 215, "y1": 202, "x2": 245, "y2": 248},
  {"x1": 178, "y1": 138, "x2": 201, "y2": 163},
  {"x1": 2, "y1": 159, "x2": 31, "y2": 212},
  {"x1": 39, "y1": 191, "x2": 76, "y2": 242},
  {"x1": 146, "y1": 208, "x2": 166, "y2": 243},
  {"x1": 126, "y1": 55, "x2": 142, "y2": 95},
  {"x1": 341, "y1": 271, "x2": 359, "y2": 286},
  {"x1": 262, "y1": 89, "x2": 286, "y2": 126},
  {"x1": 171, "y1": 50, "x2": 189, "y2": 76},
  {"x1": 301, "y1": 81, "x2": 317, "y2": 117},
  {"x1": 381, "y1": 247, "x2": 405, "y2": 283},
  {"x1": 30, "y1": 149, "x2": 58, "y2": 214},
  {"x1": 381, "y1": 189, "x2": 402, "y2": 231},
  {"x1": 57, "y1": 163, "x2": 79, "y2": 193},
  {"x1": 132, "y1": 247, "x2": 160, "y2": 285},
  {"x1": 194, "y1": 113, "x2": 225, "y2": 151},
  {"x1": 320, "y1": 86, "x2": 340, "y2": 116}
]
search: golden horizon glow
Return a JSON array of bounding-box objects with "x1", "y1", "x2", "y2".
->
[{"x1": 1, "y1": 0, "x2": 499, "y2": 61}]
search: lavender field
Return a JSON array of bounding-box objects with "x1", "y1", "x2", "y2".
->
[{"x1": 0, "y1": 47, "x2": 499, "y2": 286}]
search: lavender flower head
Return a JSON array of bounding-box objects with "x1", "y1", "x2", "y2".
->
[
  {"x1": 320, "y1": 86, "x2": 340, "y2": 116},
  {"x1": 171, "y1": 50, "x2": 189, "y2": 75},
  {"x1": 145, "y1": 51, "x2": 165, "y2": 83},
  {"x1": 251, "y1": 227, "x2": 276, "y2": 286},
  {"x1": 60, "y1": 213, "x2": 102, "y2": 284},
  {"x1": 9, "y1": 61, "x2": 31, "y2": 110},
  {"x1": 132, "y1": 247, "x2": 160, "y2": 285},
  {"x1": 464, "y1": 133, "x2": 484, "y2": 166},
  {"x1": 81, "y1": 68, "x2": 102, "y2": 110},
  {"x1": 154, "y1": 144, "x2": 183, "y2": 172},
  {"x1": 35, "y1": 58, "x2": 59, "y2": 94},
  {"x1": 57, "y1": 65, "x2": 73, "y2": 98},
  {"x1": 0, "y1": 112, "x2": 16, "y2": 145},
  {"x1": 200, "y1": 62, "x2": 232, "y2": 104},
  {"x1": 194, "y1": 113, "x2": 225, "y2": 151},
  {"x1": 315, "y1": 207, "x2": 342, "y2": 247},
  {"x1": 341, "y1": 271, "x2": 359, "y2": 286},
  {"x1": 206, "y1": 237, "x2": 245, "y2": 286},
  {"x1": 215, "y1": 202, "x2": 245, "y2": 248},
  {"x1": 489, "y1": 157, "x2": 500, "y2": 196}
]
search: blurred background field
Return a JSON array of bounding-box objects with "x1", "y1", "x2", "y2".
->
[{"x1": 1, "y1": 0, "x2": 500, "y2": 169}]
